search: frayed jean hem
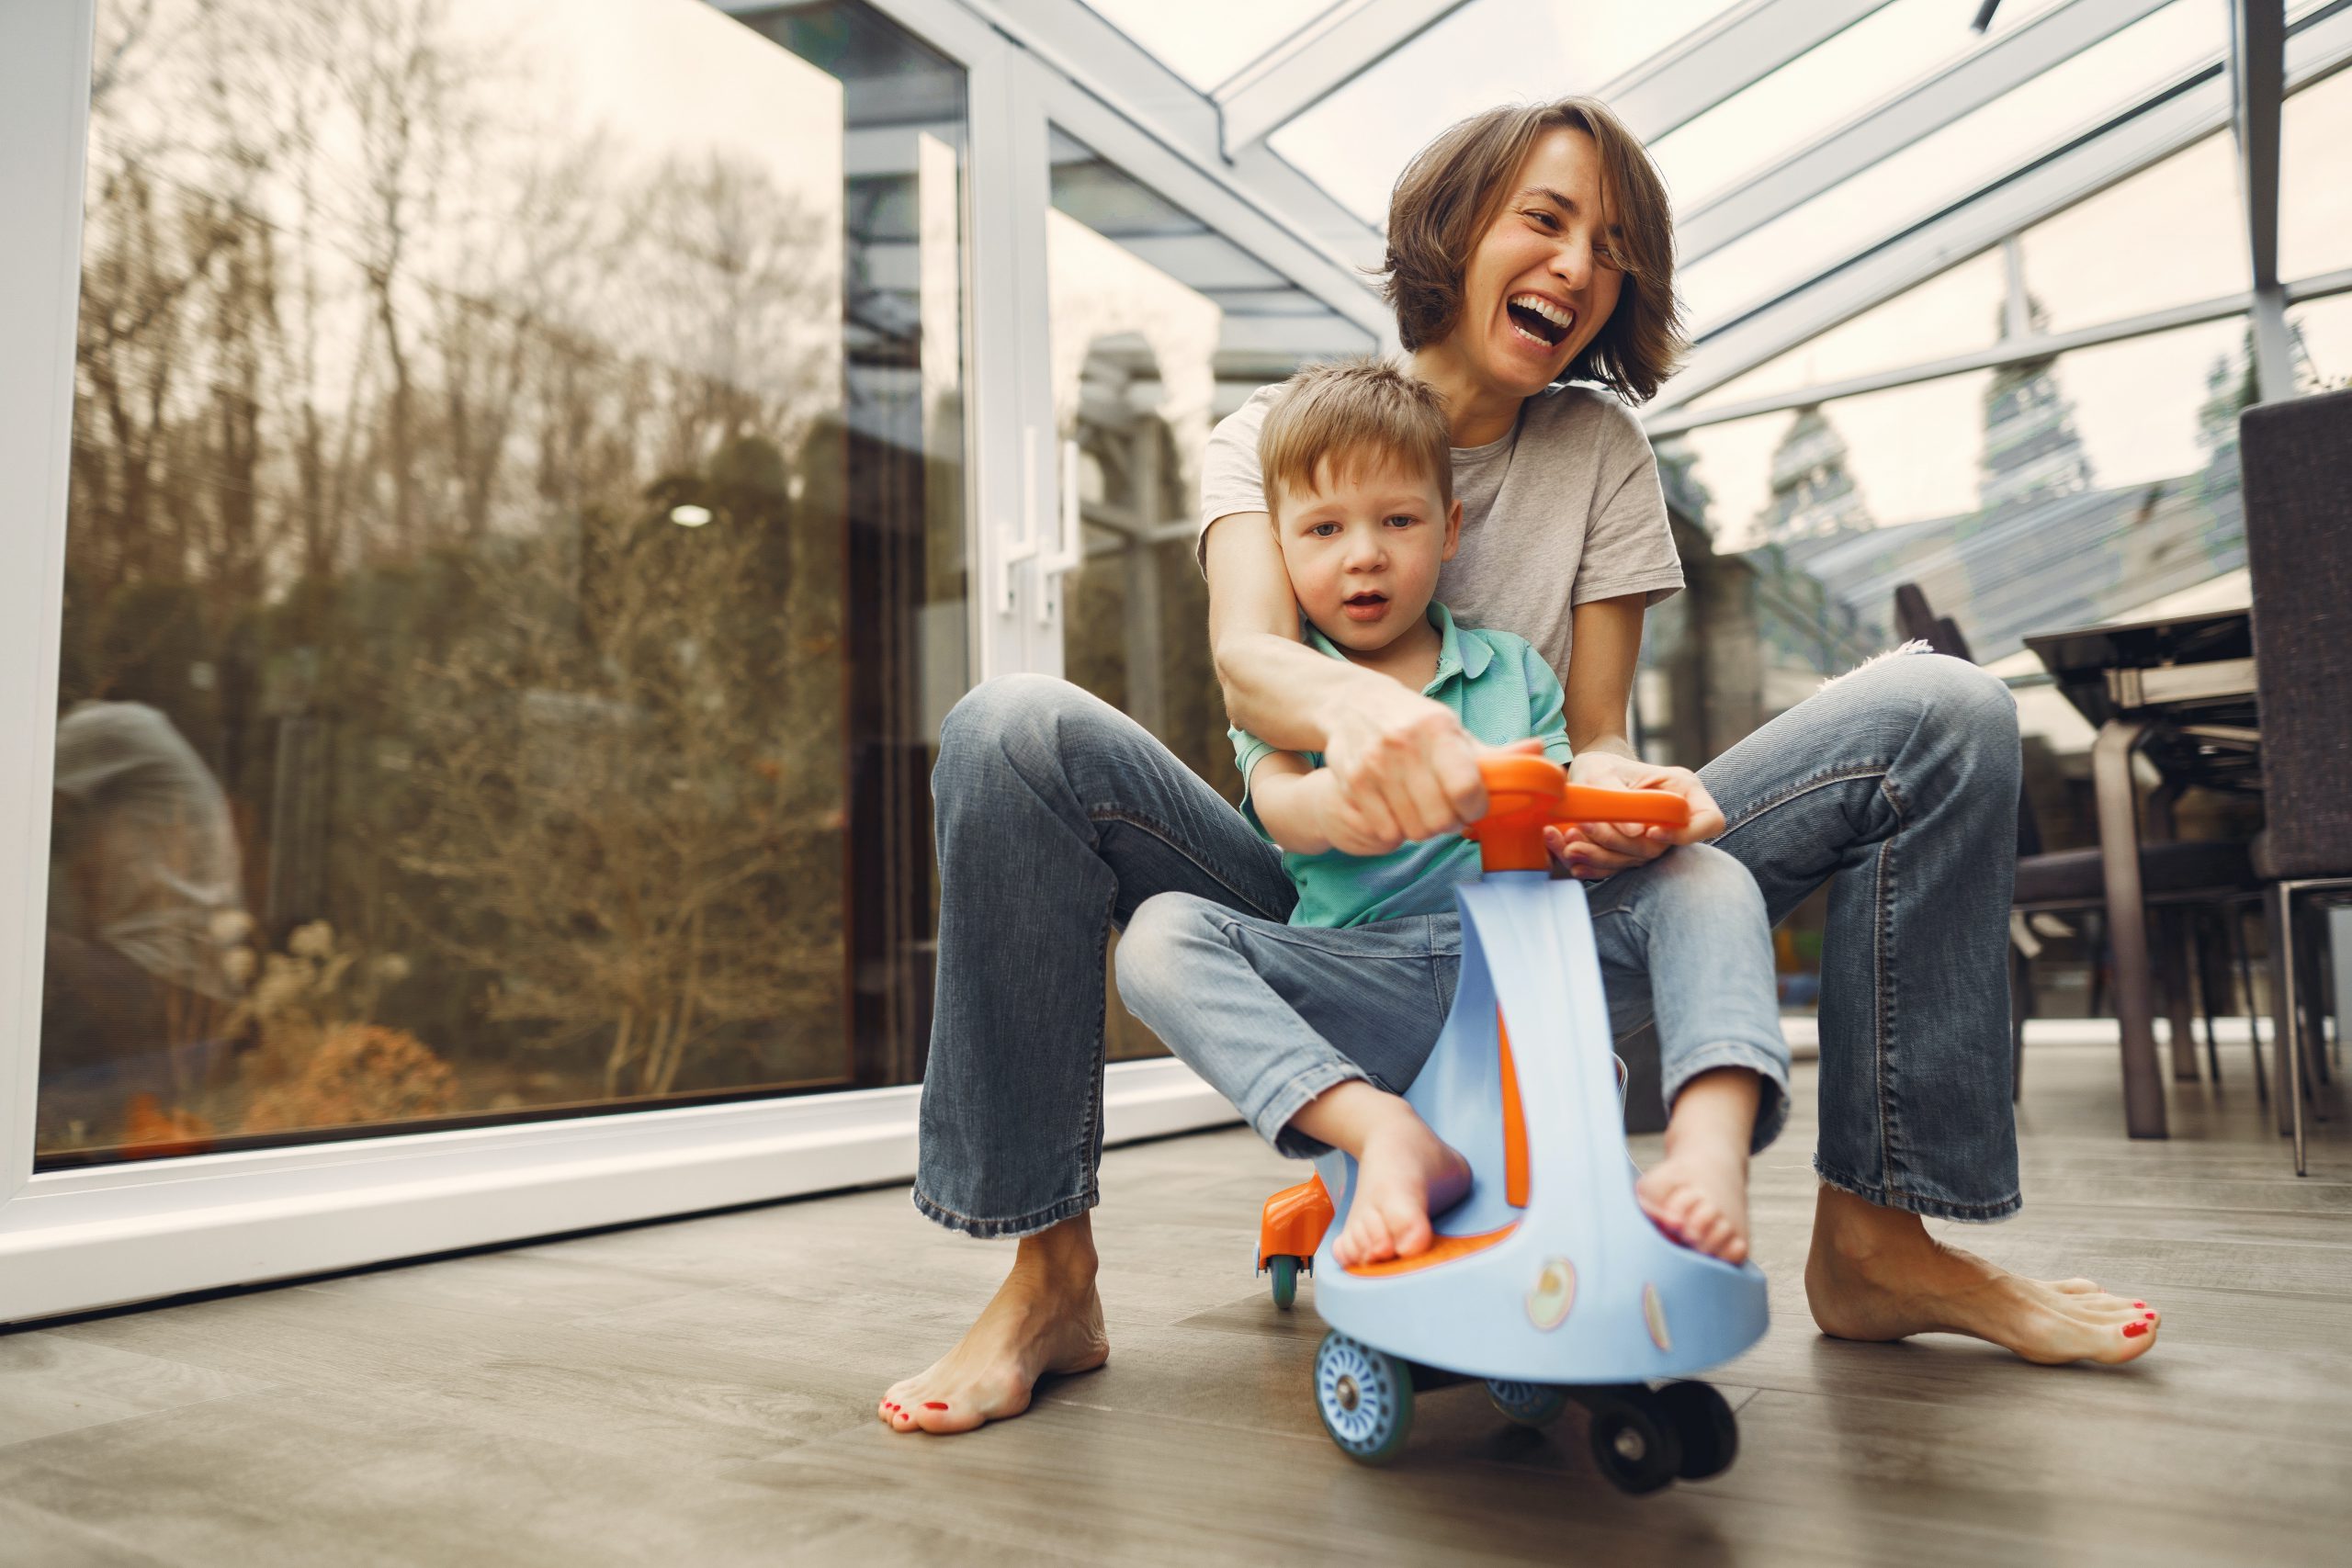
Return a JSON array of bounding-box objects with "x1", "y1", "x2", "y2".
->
[
  {"x1": 1661, "y1": 1040, "x2": 1794, "y2": 1155},
  {"x1": 910, "y1": 1183, "x2": 1099, "y2": 1240},
  {"x1": 1812, "y1": 1157, "x2": 2023, "y2": 1224},
  {"x1": 1263, "y1": 1060, "x2": 1375, "y2": 1159}
]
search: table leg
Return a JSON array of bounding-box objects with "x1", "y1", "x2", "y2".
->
[
  {"x1": 2144, "y1": 786, "x2": 2201, "y2": 1083},
  {"x1": 2092, "y1": 718, "x2": 2165, "y2": 1138}
]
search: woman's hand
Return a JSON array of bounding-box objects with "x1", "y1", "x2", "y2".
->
[
  {"x1": 1318, "y1": 686, "x2": 1538, "y2": 854},
  {"x1": 1545, "y1": 750, "x2": 1725, "y2": 879}
]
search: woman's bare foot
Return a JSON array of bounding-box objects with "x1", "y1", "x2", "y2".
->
[
  {"x1": 1805, "y1": 1185, "x2": 2161, "y2": 1367},
  {"x1": 1635, "y1": 1066, "x2": 1758, "y2": 1263},
  {"x1": 876, "y1": 1215, "x2": 1109, "y2": 1436},
  {"x1": 1290, "y1": 1081, "x2": 1472, "y2": 1269}
]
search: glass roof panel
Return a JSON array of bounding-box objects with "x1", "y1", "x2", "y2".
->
[
  {"x1": 2279, "y1": 65, "x2": 2352, "y2": 282},
  {"x1": 1677, "y1": 0, "x2": 2226, "y2": 332},
  {"x1": 1650, "y1": 0, "x2": 2067, "y2": 216},
  {"x1": 1081, "y1": 0, "x2": 1339, "y2": 92},
  {"x1": 1267, "y1": 0, "x2": 1743, "y2": 224},
  {"x1": 2017, "y1": 129, "x2": 2246, "y2": 332}
]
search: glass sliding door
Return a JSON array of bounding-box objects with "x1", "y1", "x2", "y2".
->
[{"x1": 40, "y1": 0, "x2": 970, "y2": 1166}]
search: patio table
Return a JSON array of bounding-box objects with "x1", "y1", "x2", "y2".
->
[{"x1": 2024, "y1": 608, "x2": 2259, "y2": 1138}]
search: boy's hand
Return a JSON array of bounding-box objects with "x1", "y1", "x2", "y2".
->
[
  {"x1": 1546, "y1": 751, "x2": 1725, "y2": 879},
  {"x1": 1317, "y1": 682, "x2": 1491, "y2": 852}
]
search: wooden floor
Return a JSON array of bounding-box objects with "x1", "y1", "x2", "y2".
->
[{"x1": 4, "y1": 1042, "x2": 2348, "y2": 1568}]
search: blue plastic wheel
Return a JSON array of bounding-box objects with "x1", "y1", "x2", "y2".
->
[
  {"x1": 1486, "y1": 1378, "x2": 1568, "y2": 1427},
  {"x1": 1314, "y1": 1331, "x2": 1415, "y2": 1464},
  {"x1": 1268, "y1": 1254, "x2": 1299, "y2": 1311}
]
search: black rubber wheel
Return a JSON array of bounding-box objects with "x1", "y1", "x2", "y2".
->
[
  {"x1": 1485, "y1": 1379, "x2": 1568, "y2": 1427},
  {"x1": 1587, "y1": 1401, "x2": 1682, "y2": 1495},
  {"x1": 1268, "y1": 1255, "x2": 1298, "y2": 1311},
  {"x1": 1657, "y1": 1382, "x2": 1739, "y2": 1481}
]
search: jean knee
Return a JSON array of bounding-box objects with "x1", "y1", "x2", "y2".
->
[
  {"x1": 1655, "y1": 840, "x2": 1767, "y2": 922},
  {"x1": 1114, "y1": 890, "x2": 1220, "y2": 1017}
]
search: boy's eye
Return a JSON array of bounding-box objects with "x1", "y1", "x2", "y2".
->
[
  {"x1": 1384, "y1": 513, "x2": 1417, "y2": 528},
  {"x1": 1308, "y1": 522, "x2": 1340, "y2": 537}
]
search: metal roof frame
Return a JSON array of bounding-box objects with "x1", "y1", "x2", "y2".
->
[
  {"x1": 1213, "y1": 0, "x2": 1475, "y2": 154},
  {"x1": 1649, "y1": 2, "x2": 2352, "y2": 416}
]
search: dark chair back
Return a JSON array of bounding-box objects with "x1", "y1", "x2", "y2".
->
[{"x1": 2240, "y1": 389, "x2": 2352, "y2": 879}]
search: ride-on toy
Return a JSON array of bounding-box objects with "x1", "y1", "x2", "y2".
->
[{"x1": 1252, "y1": 754, "x2": 1769, "y2": 1489}]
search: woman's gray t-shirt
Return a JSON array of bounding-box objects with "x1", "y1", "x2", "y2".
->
[{"x1": 1195, "y1": 381, "x2": 1683, "y2": 680}]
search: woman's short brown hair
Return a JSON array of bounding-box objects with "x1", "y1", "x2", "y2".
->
[{"x1": 1382, "y1": 96, "x2": 1684, "y2": 404}]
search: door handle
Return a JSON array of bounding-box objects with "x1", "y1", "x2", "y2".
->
[
  {"x1": 1037, "y1": 437, "x2": 1082, "y2": 625},
  {"x1": 998, "y1": 424, "x2": 1044, "y2": 615}
]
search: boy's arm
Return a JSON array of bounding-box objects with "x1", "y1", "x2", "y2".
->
[{"x1": 1248, "y1": 750, "x2": 1430, "y2": 859}]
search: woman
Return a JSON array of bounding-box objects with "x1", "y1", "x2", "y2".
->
[{"x1": 877, "y1": 98, "x2": 2157, "y2": 1438}]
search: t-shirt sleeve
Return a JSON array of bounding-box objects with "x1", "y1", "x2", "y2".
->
[
  {"x1": 1194, "y1": 387, "x2": 1283, "y2": 576},
  {"x1": 1571, "y1": 400, "x2": 1684, "y2": 609},
  {"x1": 1227, "y1": 724, "x2": 1284, "y2": 835},
  {"x1": 1521, "y1": 642, "x2": 1576, "y2": 767}
]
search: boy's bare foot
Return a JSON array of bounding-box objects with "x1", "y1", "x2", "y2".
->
[
  {"x1": 1805, "y1": 1185, "x2": 2161, "y2": 1367},
  {"x1": 1635, "y1": 1141, "x2": 1751, "y2": 1263},
  {"x1": 1637, "y1": 1065, "x2": 1759, "y2": 1263},
  {"x1": 1330, "y1": 1097, "x2": 1473, "y2": 1269},
  {"x1": 877, "y1": 1216, "x2": 1109, "y2": 1437}
]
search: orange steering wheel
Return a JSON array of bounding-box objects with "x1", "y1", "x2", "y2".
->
[{"x1": 1463, "y1": 753, "x2": 1689, "y2": 872}]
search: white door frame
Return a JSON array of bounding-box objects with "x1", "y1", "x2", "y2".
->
[{"x1": 0, "y1": 0, "x2": 1233, "y2": 1328}]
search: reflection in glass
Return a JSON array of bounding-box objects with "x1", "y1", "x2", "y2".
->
[
  {"x1": 1668, "y1": 319, "x2": 2256, "y2": 668},
  {"x1": 43, "y1": 0, "x2": 967, "y2": 1163},
  {"x1": 2290, "y1": 293, "x2": 2352, "y2": 389},
  {"x1": 1678, "y1": 0, "x2": 2223, "y2": 330}
]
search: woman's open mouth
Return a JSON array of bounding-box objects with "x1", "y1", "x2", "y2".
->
[
  {"x1": 1340, "y1": 591, "x2": 1389, "y2": 623},
  {"x1": 1506, "y1": 291, "x2": 1574, "y2": 350}
]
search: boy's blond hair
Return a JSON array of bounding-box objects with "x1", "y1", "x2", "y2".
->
[{"x1": 1258, "y1": 358, "x2": 1453, "y2": 517}]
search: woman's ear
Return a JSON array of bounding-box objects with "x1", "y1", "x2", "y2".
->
[{"x1": 1441, "y1": 497, "x2": 1464, "y2": 560}]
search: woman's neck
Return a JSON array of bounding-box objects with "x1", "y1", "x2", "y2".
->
[{"x1": 1408, "y1": 342, "x2": 1522, "y2": 447}]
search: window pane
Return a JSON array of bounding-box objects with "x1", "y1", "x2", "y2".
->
[
  {"x1": 43, "y1": 0, "x2": 968, "y2": 1164},
  {"x1": 1081, "y1": 0, "x2": 1337, "y2": 91},
  {"x1": 1686, "y1": 247, "x2": 2010, "y2": 410},
  {"x1": 2017, "y1": 130, "x2": 2247, "y2": 331},
  {"x1": 2280, "y1": 66, "x2": 2352, "y2": 283},
  {"x1": 1269, "y1": 0, "x2": 1742, "y2": 223},
  {"x1": 1679, "y1": 0, "x2": 2225, "y2": 331},
  {"x1": 1664, "y1": 316, "x2": 2252, "y2": 664},
  {"x1": 2289, "y1": 290, "x2": 2352, "y2": 389},
  {"x1": 1651, "y1": 0, "x2": 2068, "y2": 215}
]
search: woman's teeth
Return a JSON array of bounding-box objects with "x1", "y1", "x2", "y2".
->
[{"x1": 1507, "y1": 292, "x2": 1573, "y2": 347}]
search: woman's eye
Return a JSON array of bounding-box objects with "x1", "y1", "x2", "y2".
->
[{"x1": 1524, "y1": 209, "x2": 1558, "y2": 230}]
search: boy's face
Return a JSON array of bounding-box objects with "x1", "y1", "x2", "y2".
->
[{"x1": 1271, "y1": 454, "x2": 1462, "y2": 655}]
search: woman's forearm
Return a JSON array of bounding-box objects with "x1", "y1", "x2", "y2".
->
[{"x1": 1214, "y1": 630, "x2": 1384, "y2": 753}]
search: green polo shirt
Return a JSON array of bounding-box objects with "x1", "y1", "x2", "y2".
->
[{"x1": 1232, "y1": 602, "x2": 1574, "y2": 930}]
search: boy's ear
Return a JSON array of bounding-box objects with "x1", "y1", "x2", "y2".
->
[{"x1": 1441, "y1": 497, "x2": 1464, "y2": 560}]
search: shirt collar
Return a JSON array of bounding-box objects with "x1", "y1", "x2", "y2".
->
[{"x1": 1301, "y1": 601, "x2": 1487, "y2": 695}]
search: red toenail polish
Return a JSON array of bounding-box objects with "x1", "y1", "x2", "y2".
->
[
  {"x1": 2132, "y1": 1301, "x2": 2146, "y2": 1308},
  {"x1": 924, "y1": 1401, "x2": 949, "y2": 1410},
  {"x1": 2122, "y1": 1322, "x2": 2148, "y2": 1337},
  {"x1": 2143, "y1": 1311, "x2": 2156, "y2": 1319}
]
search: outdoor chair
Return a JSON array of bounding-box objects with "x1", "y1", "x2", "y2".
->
[{"x1": 2241, "y1": 387, "x2": 2352, "y2": 1175}]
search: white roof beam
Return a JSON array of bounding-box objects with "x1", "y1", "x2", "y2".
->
[
  {"x1": 1677, "y1": 0, "x2": 2176, "y2": 265},
  {"x1": 2231, "y1": 0, "x2": 2294, "y2": 402},
  {"x1": 1651, "y1": 5, "x2": 2352, "y2": 412},
  {"x1": 1214, "y1": 0, "x2": 1475, "y2": 154},
  {"x1": 1600, "y1": 0, "x2": 1892, "y2": 141}
]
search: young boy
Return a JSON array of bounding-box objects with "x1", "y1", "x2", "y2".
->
[{"x1": 1115, "y1": 358, "x2": 1789, "y2": 1269}]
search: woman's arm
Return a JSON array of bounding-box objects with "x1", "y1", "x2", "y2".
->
[
  {"x1": 1204, "y1": 513, "x2": 1491, "y2": 851},
  {"x1": 1548, "y1": 593, "x2": 1726, "y2": 877}
]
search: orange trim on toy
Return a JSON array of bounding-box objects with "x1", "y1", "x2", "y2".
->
[
  {"x1": 1257, "y1": 1172, "x2": 1335, "y2": 1267},
  {"x1": 1498, "y1": 1012, "x2": 1530, "y2": 1210},
  {"x1": 1462, "y1": 755, "x2": 1689, "y2": 872},
  {"x1": 1343, "y1": 1222, "x2": 1520, "y2": 1276}
]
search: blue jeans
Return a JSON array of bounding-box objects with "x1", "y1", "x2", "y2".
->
[
  {"x1": 1112, "y1": 840, "x2": 1790, "y2": 1161},
  {"x1": 913, "y1": 650, "x2": 2022, "y2": 1238}
]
